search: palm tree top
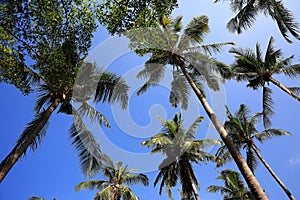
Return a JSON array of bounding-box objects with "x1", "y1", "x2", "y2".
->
[
  {"x1": 207, "y1": 169, "x2": 255, "y2": 200},
  {"x1": 229, "y1": 37, "x2": 300, "y2": 128},
  {"x1": 75, "y1": 156, "x2": 149, "y2": 200}
]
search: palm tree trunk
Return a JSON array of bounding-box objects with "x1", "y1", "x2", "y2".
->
[
  {"x1": 190, "y1": 177, "x2": 200, "y2": 200},
  {"x1": 179, "y1": 65, "x2": 268, "y2": 200},
  {"x1": 252, "y1": 145, "x2": 295, "y2": 200},
  {"x1": 0, "y1": 98, "x2": 60, "y2": 182},
  {"x1": 269, "y1": 76, "x2": 300, "y2": 102}
]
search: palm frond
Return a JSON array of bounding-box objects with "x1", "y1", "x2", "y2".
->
[
  {"x1": 123, "y1": 173, "x2": 149, "y2": 186},
  {"x1": 74, "y1": 180, "x2": 109, "y2": 191},
  {"x1": 260, "y1": 0, "x2": 300, "y2": 43},
  {"x1": 279, "y1": 63, "x2": 300, "y2": 78},
  {"x1": 69, "y1": 111, "x2": 104, "y2": 177},
  {"x1": 15, "y1": 110, "x2": 50, "y2": 154},
  {"x1": 94, "y1": 72, "x2": 129, "y2": 109},
  {"x1": 34, "y1": 86, "x2": 52, "y2": 113},
  {"x1": 94, "y1": 185, "x2": 111, "y2": 200},
  {"x1": 171, "y1": 15, "x2": 183, "y2": 32},
  {"x1": 189, "y1": 61, "x2": 221, "y2": 91},
  {"x1": 169, "y1": 71, "x2": 190, "y2": 110},
  {"x1": 21, "y1": 66, "x2": 43, "y2": 88},
  {"x1": 185, "y1": 116, "x2": 204, "y2": 139},
  {"x1": 201, "y1": 42, "x2": 235, "y2": 55},
  {"x1": 288, "y1": 87, "x2": 300, "y2": 95},
  {"x1": 121, "y1": 184, "x2": 139, "y2": 200},
  {"x1": 207, "y1": 185, "x2": 231, "y2": 194},
  {"x1": 136, "y1": 62, "x2": 166, "y2": 95},
  {"x1": 226, "y1": 1, "x2": 258, "y2": 34},
  {"x1": 184, "y1": 15, "x2": 209, "y2": 44},
  {"x1": 254, "y1": 129, "x2": 291, "y2": 143},
  {"x1": 246, "y1": 147, "x2": 259, "y2": 172},
  {"x1": 215, "y1": 145, "x2": 232, "y2": 167},
  {"x1": 262, "y1": 86, "x2": 274, "y2": 129},
  {"x1": 78, "y1": 101, "x2": 110, "y2": 128}
]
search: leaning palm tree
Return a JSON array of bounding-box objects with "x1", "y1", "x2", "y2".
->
[
  {"x1": 207, "y1": 169, "x2": 255, "y2": 200},
  {"x1": 142, "y1": 113, "x2": 220, "y2": 200},
  {"x1": 0, "y1": 61, "x2": 129, "y2": 182},
  {"x1": 216, "y1": 104, "x2": 295, "y2": 200},
  {"x1": 214, "y1": 0, "x2": 300, "y2": 43},
  {"x1": 230, "y1": 36, "x2": 300, "y2": 128},
  {"x1": 127, "y1": 15, "x2": 267, "y2": 199},
  {"x1": 0, "y1": 1, "x2": 128, "y2": 182},
  {"x1": 75, "y1": 155, "x2": 149, "y2": 200}
]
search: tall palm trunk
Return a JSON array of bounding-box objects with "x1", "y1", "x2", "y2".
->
[
  {"x1": 252, "y1": 145, "x2": 295, "y2": 200},
  {"x1": 188, "y1": 173, "x2": 200, "y2": 200},
  {"x1": 180, "y1": 157, "x2": 201, "y2": 200},
  {"x1": 269, "y1": 76, "x2": 300, "y2": 102},
  {"x1": 179, "y1": 65, "x2": 267, "y2": 200},
  {"x1": 0, "y1": 98, "x2": 60, "y2": 182}
]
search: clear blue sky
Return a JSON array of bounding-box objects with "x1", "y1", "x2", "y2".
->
[{"x1": 1, "y1": 0, "x2": 300, "y2": 200}]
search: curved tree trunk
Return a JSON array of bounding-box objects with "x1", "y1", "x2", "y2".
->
[
  {"x1": 252, "y1": 145, "x2": 295, "y2": 200},
  {"x1": 179, "y1": 65, "x2": 267, "y2": 200},
  {"x1": 0, "y1": 98, "x2": 60, "y2": 182},
  {"x1": 269, "y1": 76, "x2": 300, "y2": 102}
]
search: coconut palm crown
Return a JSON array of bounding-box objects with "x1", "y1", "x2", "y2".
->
[
  {"x1": 142, "y1": 113, "x2": 220, "y2": 199},
  {"x1": 230, "y1": 36, "x2": 300, "y2": 128},
  {"x1": 75, "y1": 155, "x2": 149, "y2": 200}
]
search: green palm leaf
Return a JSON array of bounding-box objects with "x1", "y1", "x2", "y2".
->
[
  {"x1": 69, "y1": 111, "x2": 103, "y2": 177},
  {"x1": 169, "y1": 71, "x2": 190, "y2": 110},
  {"x1": 121, "y1": 184, "x2": 139, "y2": 200},
  {"x1": 254, "y1": 129, "x2": 291, "y2": 143},
  {"x1": 15, "y1": 110, "x2": 50, "y2": 154},
  {"x1": 184, "y1": 15, "x2": 209, "y2": 44},
  {"x1": 75, "y1": 180, "x2": 109, "y2": 191},
  {"x1": 262, "y1": 86, "x2": 274, "y2": 128},
  {"x1": 260, "y1": 0, "x2": 300, "y2": 43},
  {"x1": 78, "y1": 101, "x2": 110, "y2": 128},
  {"x1": 226, "y1": 1, "x2": 257, "y2": 34}
]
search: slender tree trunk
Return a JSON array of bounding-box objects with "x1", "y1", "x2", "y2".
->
[
  {"x1": 252, "y1": 145, "x2": 295, "y2": 200},
  {"x1": 179, "y1": 65, "x2": 267, "y2": 200},
  {"x1": 269, "y1": 76, "x2": 300, "y2": 102},
  {"x1": 189, "y1": 176, "x2": 200, "y2": 200},
  {"x1": 0, "y1": 98, "x2": 60, "y2": 182}
]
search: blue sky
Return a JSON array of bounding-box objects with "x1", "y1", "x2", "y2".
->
[{"x1": 1, "y1": 0, "x2": 300, "y2": 199}]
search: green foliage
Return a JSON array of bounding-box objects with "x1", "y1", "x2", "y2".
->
[
  {"x1": 126, "y1": 15, "x2": 233, "y2": 110},
  {"x1": 96, "y1": 0, "x2": 178, "y2": 34},
  {"x1": 142, "y1": 113, "x2": 220, "y2": 199},
  {"x1": 216, "y1": 104, "x2": 291, "y2": 171},
  {"x1": 0, "y1": 0, "x2": 98, "y2": 94},
  {"x1": 207, "y1": 169, "x2": 255, "y2": 200},
  {"x1": 75, "y1": 156, "x2": 149, "y2": 200},
  {"x1": 230, "y1": 36, "x2": 300, "y2": 127},
  {"x1": 215, "y1": 0, "x2": 300, "y2": 43}
]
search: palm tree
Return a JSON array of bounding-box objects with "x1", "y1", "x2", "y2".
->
[
  {"x1": 229, "y1": 36, "x2": 300, "y2": 128},
  {"x1": 127, "y1": 15, "x2": 267, "y2": 199},
  {"x1": 207, "y1": 169, "x2": 255, "y2": 200},
  {"x1": 0, "y1": 1, "x2": 130, "y2": 182},
  {"x1": 216, "y1": 104, "x2": 295, "y2": 200},
  {"x1": 0, "y1": 62, "x2": 129, "y2": 182},
  {"x1": 75, "y1": 156, "x2": 149, "y2": 200},
  {"x1": 214, "y1": 0, "x2": 300, "y2": 43},
  {"x1": 142, "y1": 113, "x2": 220, "y2": 200}
]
